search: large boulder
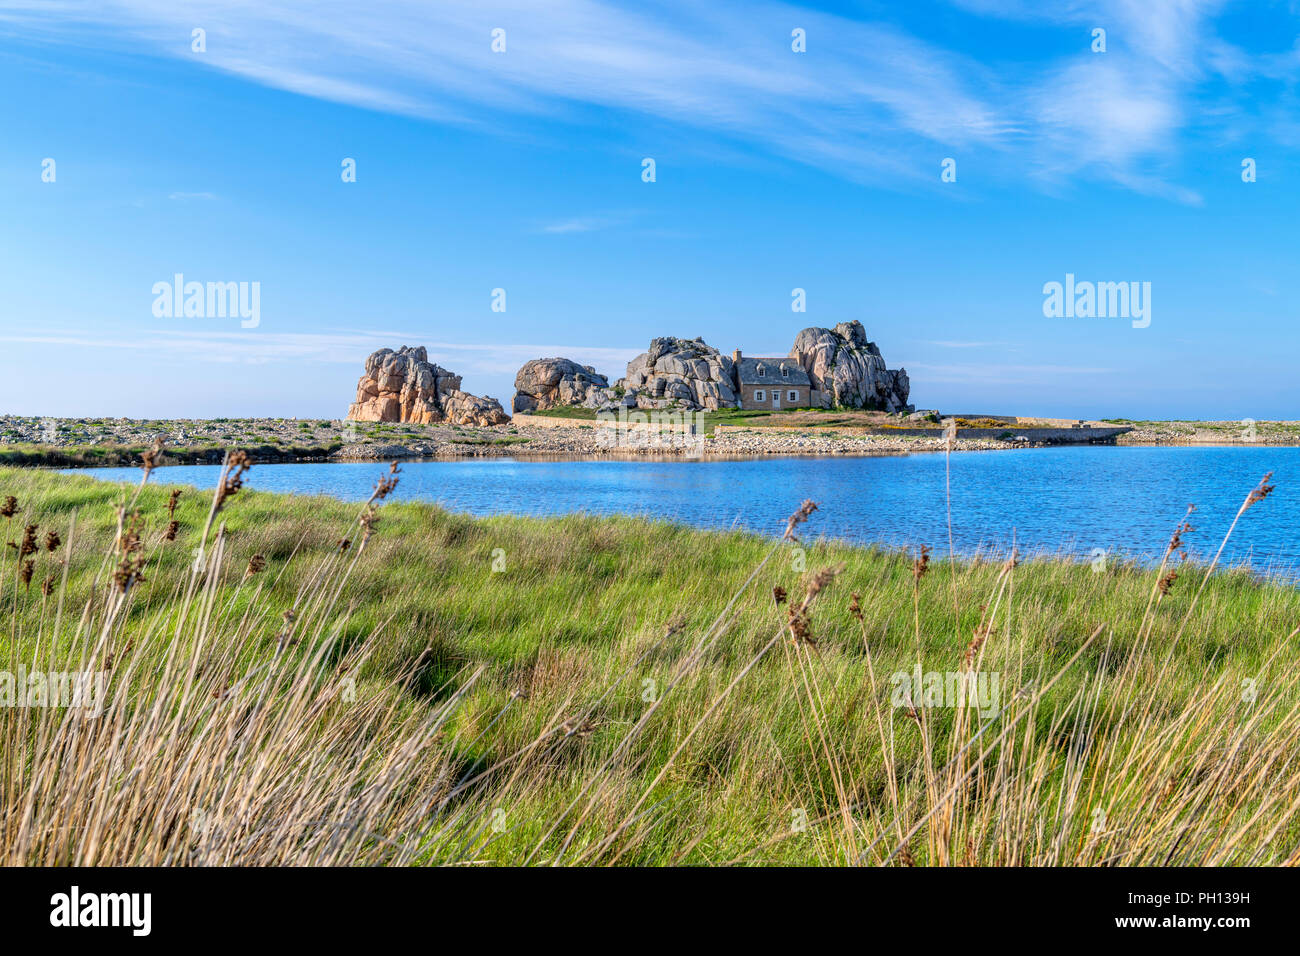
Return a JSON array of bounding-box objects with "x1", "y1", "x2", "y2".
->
[
  {"x1": 622, "y1": 336, "x2": 737, "y2": 411},
  {"x1": 442, "y1": 390, "x2": 512, "y2": 426},
  {"x1": 512, "y1": 358, "x2": 614, "y2": 413},
  {"x1": 347, "y1": 346, "x2": 508, "y2": 425},
  {"x1": 788, "y1": 321, "x2": 911, "y2": 411}
]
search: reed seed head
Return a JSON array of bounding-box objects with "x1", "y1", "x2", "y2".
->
[
  {"x1": 18, "y1": 524, "x2": 38, "y2": 560},
  {"x1": 784, "y1": 563, "x2": 842, "y2": 645},
  {"x1": 360, "y1": 510, "x2": 380, "y2": 545},
  {"x1": 214, "y1": 451, "x2": 252, "y2": 513},
  {"x1": 965, "y1": 624, "x2": 994, "y2": 667},
  {"x1": 372, "y1": 462, "x2": 401, "y2": 502},
  {"x1": 140, "y1": 436, "x2": 166, "y2": 479},
  {"x1": 112, "y1": 510, "x2": 147, "y2": 594},
  {"x1": 1166, "y1": 520, "x2": 1195, "y2": 559},
  {"x1": 1245, "y1": 472, "x2": 1275, "y2": 511},
  {"x1": 912, "y1": 544, "x2": 931, "y2": 582},
  {"x1": 782, "y1": 499, "x2": 818, "y2": 541}
]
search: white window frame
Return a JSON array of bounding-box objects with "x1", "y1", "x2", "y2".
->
[
  {"x1": 781, "y1": 366, "x2": 789, "y2": 378},
  {"x1": 754, "y1": 390, "x2": 765, "y2": 402},
  {"x1": 788, "y1": 390, "x2": 798, "y2": 403}
]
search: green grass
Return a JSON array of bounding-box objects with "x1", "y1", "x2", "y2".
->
[
  {"x1": 0, "y1": 463, "x2": 1296, "y2": 865},
  {"x1": 526, "y1": 405, "x2": 789, "y2": 434},
  {"x1": 525, "y1": 406, "x2": 602, "y2": 420},
  {"x1": 0, "y1": 442, "x2": 343, "y2": 468},
  {"x1": 526, "y1": 405, "x2": 936, "y2": 437}
]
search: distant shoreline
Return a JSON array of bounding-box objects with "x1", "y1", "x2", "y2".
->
[{"x1": 3, "y1": 414, "x2": 1298, "y2": 469}]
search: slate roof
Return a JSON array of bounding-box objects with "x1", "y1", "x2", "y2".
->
[{"x1": 735, "y1": 357, "x2": 811, "y2": 387}]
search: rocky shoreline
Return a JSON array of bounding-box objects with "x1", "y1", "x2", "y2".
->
[
  {"x1": 1114, "y1": 420, "x2": 1300, "y2": 445},
  {"x1": 334, "y1": 424, "x2": 1023, "y2": 460},
  {"x1": 3, "y1": 415, "x2": 1296, "y2": 469}
]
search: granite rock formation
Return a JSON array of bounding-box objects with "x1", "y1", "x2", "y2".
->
[
  {"x1": 788, "y1": 321, "x2": 911, "y2": 411},
  {"x1": 512, "y1": 358, "x2": 615, "y2": 413},
  {"x1": 346, "y1": 346, "x2": 508, "y2": 426},
  {"x1": 621, "y1": 336, "x2": 737, "y2": 411}
]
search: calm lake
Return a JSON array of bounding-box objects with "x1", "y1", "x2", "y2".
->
[{"x1": 74, "y1": 446, "x2": 1299, "y2": 573}]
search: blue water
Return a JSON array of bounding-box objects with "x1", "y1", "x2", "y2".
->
[{"x1": 72, "y1": 446, "x2": 1300, "y2": 572}]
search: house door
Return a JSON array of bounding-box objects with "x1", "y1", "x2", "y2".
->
[{"x1": 771, "y1": 391, "x2": 781, "y2": 409}]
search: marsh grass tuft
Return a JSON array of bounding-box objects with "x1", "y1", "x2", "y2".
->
[{"x1": 0, "y1": 460, "x2": 1296, "y2": 866}]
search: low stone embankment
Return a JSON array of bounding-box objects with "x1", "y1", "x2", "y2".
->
[
  {"x1": 713, "y1": 423, "x2": 1133, "y2": 444},
  {"x1": 506, "y1": 420, "x2": 1056, "y2": 456}
]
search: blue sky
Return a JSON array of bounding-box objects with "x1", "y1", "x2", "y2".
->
[{"x1": 1, "y1": 0, "x2": 1298, "y2": 419}]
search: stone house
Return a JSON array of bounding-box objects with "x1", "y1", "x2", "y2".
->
[{"x1": 732, "y1": 351, "x2": 812, "y2": 410}]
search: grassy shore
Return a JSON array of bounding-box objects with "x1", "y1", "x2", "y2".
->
[
  {"x1": 0, "y1": 461, "x2": 1296, "y2": 865},
  {"x1": 0, "y1": 441, "x2": 346, "y2": 468},
  {"x1": 0, "y1": 416, "x2": 534, "y2": 468}
]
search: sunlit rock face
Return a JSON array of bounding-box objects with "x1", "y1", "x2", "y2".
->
[
  {"x1": 347, "y1": 346, "x2": 508, "y2": 426},
  {"x1": 788, "y1": 321, "x2": 911, "y2": 412}
]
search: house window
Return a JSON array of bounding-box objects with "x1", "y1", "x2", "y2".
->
[
  {"x1": 754, "y1": 390, "x2": 764, "y2": 402},
  {"x1": 781, "y1": 366, "x2": 789, "y2": 378},
  {"x1": 788, "y1": 390, "x2": 798, "y2": 403},
  {"x1": 757, "y1": 366, "x2": 765, "y2": 377}
]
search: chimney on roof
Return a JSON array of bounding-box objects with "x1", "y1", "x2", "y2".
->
[{"x1": 733, "y1": 349, "x2": 741, "y2": 363}]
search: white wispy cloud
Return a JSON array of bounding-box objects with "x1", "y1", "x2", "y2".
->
[
  {"x1": 0, "y1": 0, "x2": 1014, "y2": 187},
  {"x1": 541, "y1": 217, "x2": 612, "y2": 234},
  {"x1": 0, "y1": 327, "x2": 642, "y2": 386},
  {"x1": 954, "y1": 0, "x2": 1237, "y2": 202},
  {"x1": 0, "y1": 0, "x2": 1279, "y2": 197}
]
